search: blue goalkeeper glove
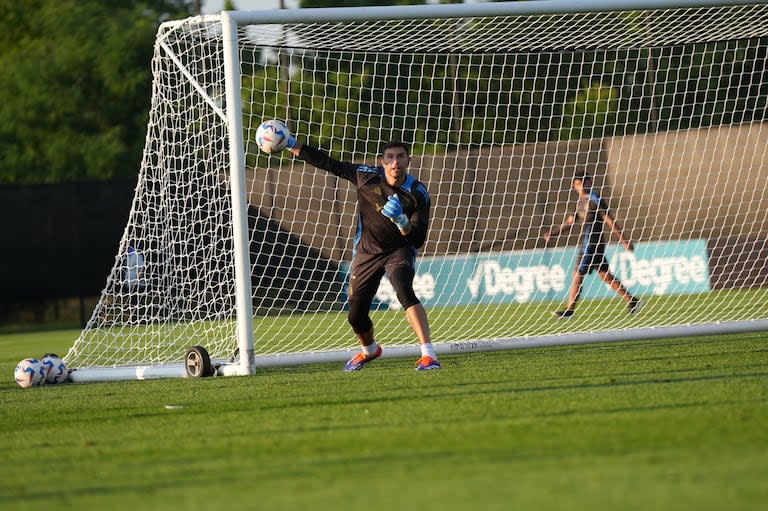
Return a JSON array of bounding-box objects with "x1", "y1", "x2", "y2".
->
[
  {"x1": 381, "y1": 194, "x2": 410, "y2": 231},
  {"x1": 284, "y1": 132, "x2": 297, "y2": 150}
]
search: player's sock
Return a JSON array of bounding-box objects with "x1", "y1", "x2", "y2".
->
[
  {"x1": 420, "y1": 342, "x2": 437, "y2": 360},
  {"x1": 362, "y1": 341, "x2": 379, "y2": 357}
]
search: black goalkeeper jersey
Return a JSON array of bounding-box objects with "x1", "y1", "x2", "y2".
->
[{"x1": 298, "y1": 144, "x2": 431, "y2": 256}]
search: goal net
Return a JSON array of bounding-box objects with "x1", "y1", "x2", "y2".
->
[{"x1": 65, "y1": 0, "x2": 768, "y2": 379}]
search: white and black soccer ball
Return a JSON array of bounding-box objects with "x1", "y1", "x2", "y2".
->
[
  {"x1": 14, "y1": 358, "x2": 46, "y2": 388},
  {"x1": 41, "y1": 353, "x2": 69, "y2": 384},
  {"x1": 255, "y1": 119, "x2": 290, "y2": 154}
]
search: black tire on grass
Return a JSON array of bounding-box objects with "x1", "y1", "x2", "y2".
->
[{"x1": 185, "y1": 345, "x2": 215, "y2": 378}]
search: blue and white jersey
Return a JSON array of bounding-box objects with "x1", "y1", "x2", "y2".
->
[{"x1": 575, "y1": 189, "x2": 610, "y2": 251}]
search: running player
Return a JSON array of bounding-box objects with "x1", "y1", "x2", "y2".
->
[{"x1": 544, "y1": 173, "x2": 642, "y2": 318}]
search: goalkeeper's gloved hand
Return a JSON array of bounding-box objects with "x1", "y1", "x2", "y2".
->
[
  {"x1": 284, "y1": 132, "x2": 298, "y2": 150},
  {"x1": 381, "y1": 194, "x2": 410, "y2": 231}
]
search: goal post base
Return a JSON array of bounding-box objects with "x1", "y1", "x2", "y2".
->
[
  {"x1": 66, "y1": 319, "x2": 767, "y2": 381},
  {"x1": 252, "y1": 319, "x2": 768, "y2": 368},
  {"x1": 439, "y1": 319, "x2": 768, "y2": 357},
  {"x1": 68, "y1": 365, "x2": 188, "y2": 383},
  {"x1": 68, "y1": 360, "x2": 251, "y2": 383}
]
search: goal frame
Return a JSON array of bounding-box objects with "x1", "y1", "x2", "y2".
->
[{"x1": 68, "y1": 0, "x2": 768, "y2": 383}]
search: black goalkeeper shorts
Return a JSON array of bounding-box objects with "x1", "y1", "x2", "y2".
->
[
  {"x1": 348, "y1": 246, "x2": 420, "y2": 310},
  {"x1": 576, "y1": 242, "x2": 611, "y2": 275}
]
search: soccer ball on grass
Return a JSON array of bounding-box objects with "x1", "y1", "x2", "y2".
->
[
  {"x1": 255, "y1": 119, "x2": 291, "y2": 154},
  {"x1": 14, "y1": 358, "x2": 46, "y2": 388},
  {"x1": 42, "y1": 353, "x2": 69, "y2": 384}
]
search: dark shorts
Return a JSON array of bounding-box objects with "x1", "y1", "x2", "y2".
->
[
  {"x1": 576, "y1": 242, "x2": 611, "y2": 275},
  {"x1": 348, "y1": 246, "x2": 419, "y2": 309}
]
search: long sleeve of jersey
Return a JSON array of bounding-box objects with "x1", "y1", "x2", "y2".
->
[{"x1": 297, "y1": 144, "x2": 358, "y2": 183}]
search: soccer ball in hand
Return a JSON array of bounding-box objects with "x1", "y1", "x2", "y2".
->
[
  {"x1": 255, "y1": 119, "x2": 291, "y2": 154},
  {"x1": 42, "y1": 353, "x2": 69, "y2": 384},
  {"x1": 14, "y1": 358, "x2": 46, "y2": 388}
]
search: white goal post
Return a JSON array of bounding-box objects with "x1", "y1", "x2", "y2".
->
[{"x1": 66, "y1": 0, "x2": 768, "y2": 382}]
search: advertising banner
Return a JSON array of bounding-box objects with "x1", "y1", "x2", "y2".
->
[{"x1": 341, "y1": 239, "x2": 711, "y2": 311}]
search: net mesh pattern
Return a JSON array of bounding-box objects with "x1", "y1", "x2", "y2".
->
[{"x1": 66, "y1": 5, "x2": 768, "y2": 368}]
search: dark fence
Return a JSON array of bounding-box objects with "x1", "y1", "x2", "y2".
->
[{"x1": 0, "y1": 181, "x2": 135, "y2": 309}]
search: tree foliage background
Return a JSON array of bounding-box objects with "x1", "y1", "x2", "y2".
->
[
  {"x1": 1, "y1": 0, "x2": 765, "y2": 183},
  {"x1": 0, "y1": 0, "x2": 195, "y2": 184}
]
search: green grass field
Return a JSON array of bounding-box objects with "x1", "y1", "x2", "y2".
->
[{"x1": 1, "y1": 327, "x2": 766, "y2": 510}]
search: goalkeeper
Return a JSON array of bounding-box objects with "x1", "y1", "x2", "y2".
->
[
  {"x1": 544, "y1": 173, "x2": 643, "y2": 318},
  {"x1": 284, "y1": 134, "x2": 441, "y2": 371}
]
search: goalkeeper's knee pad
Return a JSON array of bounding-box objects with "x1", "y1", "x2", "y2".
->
[
  {"x1": 347, "y1": 299, "x2": 373, "y2": 334},
  {"x1": 388, "y1": 265, "x2": 419, "y2": 310}
]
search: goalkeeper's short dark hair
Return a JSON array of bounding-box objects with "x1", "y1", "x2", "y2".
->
[{"x1": 381, "y1": 141, "x2": 410, "y2": 156}]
